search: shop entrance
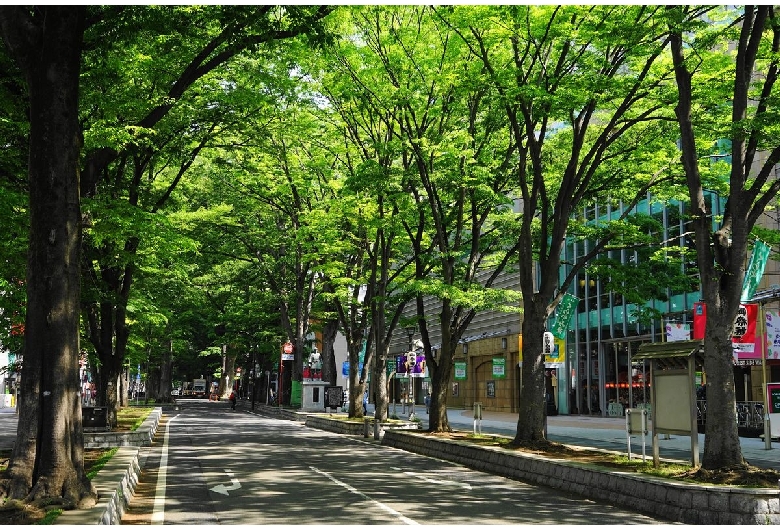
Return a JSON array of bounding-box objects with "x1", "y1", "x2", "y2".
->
[{"x1": 602, "y1": 337, "x2": 651, "y2": 416}]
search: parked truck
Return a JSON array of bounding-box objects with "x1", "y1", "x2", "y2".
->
[{"x1": 192, "y1": 378, "x2": 207, "y2": 398}]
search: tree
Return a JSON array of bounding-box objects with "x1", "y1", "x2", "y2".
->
[
  {"x1": 328, "y1": 6, "x2": 523, "y2": 431},
  {"x1": 77, "y1": 4, "x2": 334, "y2": 417},
  {"x1": 668, "y1": 5, "x2": 780, "y2": 469},
  {"x1": 441, "y1": 5, "x2": 681, "y2": 443},
  {"x1": 318, "y1": 13, "x2": 416, "y2": 419},
  {"x1": 0, "y1": 6, "x2": 97, "y2": 505}
]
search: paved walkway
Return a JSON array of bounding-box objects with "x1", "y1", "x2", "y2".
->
[
  {"x1": 2, "y1": 404, "x2": 778, "y2": 470},
  {"x1": 378, "y1": 404, "x2": 780, "y2": 470}
]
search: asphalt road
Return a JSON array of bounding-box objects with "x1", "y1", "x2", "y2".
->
[{"x1": 130, "y1": 401, "x2": 671, "y2": 525}]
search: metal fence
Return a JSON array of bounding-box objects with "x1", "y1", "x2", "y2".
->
[{"x1": 697, "y1": 400, "x2": 765, "y2": 433}]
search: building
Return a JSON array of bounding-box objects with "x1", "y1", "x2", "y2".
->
[{"x1": 385, "y1": 189, "x2": 780, "y2": 419}]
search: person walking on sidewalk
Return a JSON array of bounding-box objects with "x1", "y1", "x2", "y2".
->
[{"x1": 229, "y1": 389, "x2": 237, "y2": 410}]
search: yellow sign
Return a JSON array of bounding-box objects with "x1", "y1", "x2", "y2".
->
[
  {"x1": 545, "y1": 337, "x2": 566, "y2": 365},
  {"x1": 518, "y1": 335, "x2": 567, "y2": 364}
]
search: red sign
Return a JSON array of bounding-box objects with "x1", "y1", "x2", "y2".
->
[
  {"x1": 692, "y1": 302, "x2": 758, "y2": 356},
  {"x1": 283, "y1": 342, "x2": 293, "y2": 354}
]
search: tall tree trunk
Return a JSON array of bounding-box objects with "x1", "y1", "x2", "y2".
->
[
  {"x1": 158, "y1": 341, "x2": 173, "y2": 403},
  {"x1": 321, "y1": 318, "x2": 338, "y2": 386},
  {"x1": 0, "y1": 6, "x2": 96, "y2": 505},
  {"x1": 513, "y1": 303, "x2": 548, "y2": 443}
]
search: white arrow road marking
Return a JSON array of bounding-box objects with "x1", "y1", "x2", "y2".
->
[
  {"x1": 210, "y1": 469, "x2": 242, "y2": 496},
  {"x1": 310, "y1": 466, "x2": 419, "y2": 525},
  {"x1": 391, "y1": 467, "x2": 472, "y2": 490}
]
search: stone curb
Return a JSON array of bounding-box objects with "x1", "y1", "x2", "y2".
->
[
  {"x1": 380, "y1": 429, "x2": 780, "y2": 525},
  {"x1": 54, "y1": 406, "x2": 163, "y2": 525},
  {"x1": 83, "y1": 407, "x2": 162, "y2": 449},
  {"x1": 55, "y1": 446, "x2": 141, "y2": 525}
]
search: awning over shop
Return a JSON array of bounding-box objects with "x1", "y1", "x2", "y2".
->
[{"x1": 634, "y1": 340, "x2": 704, "y2": 370}]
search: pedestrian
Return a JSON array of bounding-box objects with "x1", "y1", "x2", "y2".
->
[
  {"x1": 424, "y1": 392, "x2": 431, "y2": 414},
  {"x1": 229, "y1": 389, "x2": 237, "y2": 410},
  {"x1": 363, "y1": 390, "x2": 369, "y2": 412}
]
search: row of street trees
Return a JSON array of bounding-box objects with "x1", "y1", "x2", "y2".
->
[{"x1": 0, "y1": 4, "x2": 779, "y2": 508}]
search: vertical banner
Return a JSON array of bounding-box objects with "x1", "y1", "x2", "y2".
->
[
  {"x1": 692, "y1": 302, "x2": 706, "y2": 339},
  {"x1": 454, "y1": 361, "x2": 467, "y2": 381},
  {"x1": 692, "y1": 302, "x2": 759, "y2": 358},
  {"x1": 492, "y1": 357, "x2": 506, "y2": 379},
  {"x1": 544, "y1": 337, "x2": 566, "y2": 367},
  {"x1": 732, "y1": 303, "x2": 758, "y2": 357},
  {"x1": 549, "y1": 293, "x2": 579, "y2": 339},
  {"x1": 741, "y1": 240, "x2": 771, "y2": 302}
]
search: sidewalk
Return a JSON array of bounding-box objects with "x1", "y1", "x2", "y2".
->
[{"x1": 379, "y1": 404, "x2": 780, "y2": 470}]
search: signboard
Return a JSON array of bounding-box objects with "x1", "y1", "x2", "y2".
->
[
  {"x1": 282, "y1": 342, "x2": 295, "y2": 361},
  {"x1": 666, "y1": 322, "x2": 691, "y2": 342},
  {"x1": 454, "y1": 361, "x2": 467, "y2": 381},
  {"x1": 492, "y1": 357, "x2": 506, "y2": 379},
  {"x1": 765, "y1": 310, "x2": 780, "y2": 360},
  {"x1": 767, "y1": 383, "x2": 780, "y2": 414},
  {"x1": 732, "y1": 303, "x2": 758, "y2": 357},
  {"x1": 341, "y1": 361, "x2": 364, "y2": 376},
  {"x1": 412, "y1": 354, "x2": 426, "y2": 377},
  {"x1": 692, "y1": 302, "x2": 759, "y2": 358},
  {"x1": 544, "y1": 337, "x2": 566, "y2": 368},
  {"x1": 325, "y1": 386, "x2": 344, "y2": 409}
]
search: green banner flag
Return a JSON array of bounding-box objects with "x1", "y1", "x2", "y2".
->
[
  {"x1": 549, "y1": 292, "x2": 579, "y2": 339},
  {"x1": 741, "y1": 240, "x2": 771, "y2": 302}
]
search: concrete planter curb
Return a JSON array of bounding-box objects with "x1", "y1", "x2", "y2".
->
[
  {"x1": 55, "y1": 445, "x2": 143, "y2": 525},
  {"x1": 381, "y1": 430, "x2": 780, "y2": 525},
  {"x1": 84, "y1": 407, "x2": 162, "y2": 448},
  {"x1": 55, "y1": 406, "x2": 163, "y2": 525}
]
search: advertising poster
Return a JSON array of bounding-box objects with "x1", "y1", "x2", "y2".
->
[
  {"x1": 454, "y1": 361, "x2": 467, "y2": 381},
  {"x1": 492, "y1": 357, "x2": 506, "y2": 379},
  {"x1": 665, "y1": 322, "x2": 691, "y2": 342},
  {"x1": 544, "y1": 337, "x2": 566, "y2": 368},
  {"x1": 692, "y1": 302, "x2": 759, "y2": 359},
  {"x1": 765, "y1": 310, "x2": 780, "y2": 360},
  {"x1": 732, "y1": 303, "x2": 758, "y2": 357}
]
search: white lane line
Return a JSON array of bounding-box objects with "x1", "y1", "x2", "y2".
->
[
  {"x1": 151, "y1": 415, "x2": 177, "y2": 524},
  {"x1": 309, "y1": 466, "x2": 419, "y2": 525},
  {"x1": 390, "y1": 467, "x2": 472, "y2": 490}
]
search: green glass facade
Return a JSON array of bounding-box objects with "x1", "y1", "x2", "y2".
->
[{"x1": 557, "y1": 192, "x2": 725, "y2": 416}]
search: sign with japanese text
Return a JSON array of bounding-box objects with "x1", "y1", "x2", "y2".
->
[
  {"x1": 767, "y1": 383, "x2": 780, "y2": 414},
  {"x1": 549, "y1": 293, "x2": 579, "y2": 339},
  {"x1": 692, "y1": 302, "x2": 758, "y2": 358},
  {"x1": 492, "y1": 357, "x2": 506, "y2": 379},
  {"x1": 454, "y1": 361, "x2": 467, "y2": 381}
]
